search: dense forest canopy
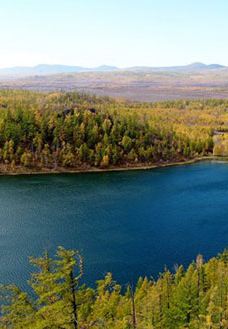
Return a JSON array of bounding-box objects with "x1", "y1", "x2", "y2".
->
[
  {"x1": 0, "y1": 90, "x2": 227, "y2": 172},
  {"x1": 1, "y1": 247, "x2": 228, "y2": 329}
]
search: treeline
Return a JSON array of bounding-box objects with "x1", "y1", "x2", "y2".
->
[
  {"x1": 0, "y1": 90, "x2": 217, "y2": 171},
  {"x1": 1, "y1": 247, "x2": 228, "y2": 328}
]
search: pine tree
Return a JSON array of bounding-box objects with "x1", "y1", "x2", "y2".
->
[{"x1": 0, "y1": 285, "x2": 35, "y2": 329}]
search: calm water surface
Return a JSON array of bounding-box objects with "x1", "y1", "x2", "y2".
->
[{"x1": 0, "y1": 161, "x2": 228, "y2": 288}]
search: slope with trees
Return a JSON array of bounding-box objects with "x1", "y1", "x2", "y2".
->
[{"x1": 0, "y1": 91, "x2": 226, "y2": 173}]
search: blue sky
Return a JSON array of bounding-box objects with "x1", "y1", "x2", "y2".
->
[{"x1": 0, "y1": 0, "x2": 227, "y2": 68}]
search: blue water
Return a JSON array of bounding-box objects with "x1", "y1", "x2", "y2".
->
[{"x1": 0, "y1": 161, "x2": 228, "y2": 288}]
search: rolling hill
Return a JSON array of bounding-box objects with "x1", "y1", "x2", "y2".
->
[{"x1": 0, "y1": 63, "x2": 228, "y2": 101}]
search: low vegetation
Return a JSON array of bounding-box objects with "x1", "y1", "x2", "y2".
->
[
  {"x1": 0, "y1": 247, "x2": 228, "y2": 329},
  {"x1": 0, "y1": 90, "x2": 227, "y2": 172},
  {"x1": 2, "y1": 68, "x2": 228, "y2": 101}
]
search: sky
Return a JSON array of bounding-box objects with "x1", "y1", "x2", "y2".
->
[{"x1": 0, "y1": 0, "x2": 227, "y2": 68}]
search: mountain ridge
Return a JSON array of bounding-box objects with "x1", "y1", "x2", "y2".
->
[{"x1": 0, "y1": 62, "x2": 226, "y2": 77}]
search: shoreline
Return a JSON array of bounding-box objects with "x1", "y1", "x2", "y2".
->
[{"x1": 0, "y1": 156, "x2": 226, "y2": 176}]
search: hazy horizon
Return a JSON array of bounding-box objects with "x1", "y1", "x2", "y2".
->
[
  {"x1": 1, "y1": 0, "x2": 228, "y2": 68},
  {"x1": 0, "y1": 61, "x2": 226, "y2": 70}
]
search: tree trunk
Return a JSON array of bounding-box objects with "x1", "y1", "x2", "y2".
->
[
  {"x1": 130, "y1": 286, "x2": 137, "y2": 329},
  {"x1": 70, "y1": 270, "x2": 78, "y2": 329}
]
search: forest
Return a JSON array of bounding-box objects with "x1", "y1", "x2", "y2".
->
[
  {"x1": 0, "y1": 247, "x2": 228, "y2": 329},
  {"x1": 0, "y1": 90, "x2": 227, "y2": 172}
]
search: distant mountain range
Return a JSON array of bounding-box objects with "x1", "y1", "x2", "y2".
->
[
  {"x1": 127, "y1": 62, "x2": 226, "y2": 72},
  {"x1": 0, "y1": 62, "x2": 226, "y2": 77},
  {"x1": 0, "y1": 64, "x2": 119, "y2": 77},
  {"x1": 1, "y1": 62, "x2": 228, "y2": 102}
]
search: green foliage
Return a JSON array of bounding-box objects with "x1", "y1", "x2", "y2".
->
[
  {"x1": 0, "y1": 90, "x2": 219, "y2": 172},
  {"x1": 1, "y1": 249, "x2": 228, "y2": 328}
]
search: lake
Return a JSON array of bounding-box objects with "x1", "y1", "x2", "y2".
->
[{"x1": 0, "y1": 161, "x2": 228, "y2": 288}]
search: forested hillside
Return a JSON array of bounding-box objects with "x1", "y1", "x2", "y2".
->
[
  {"x1": 0, "y1": 90, "x2": 227, "y2": 173},
  {"x1": 0, "y1": 247, "x2": 228, "y2": 328}
]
